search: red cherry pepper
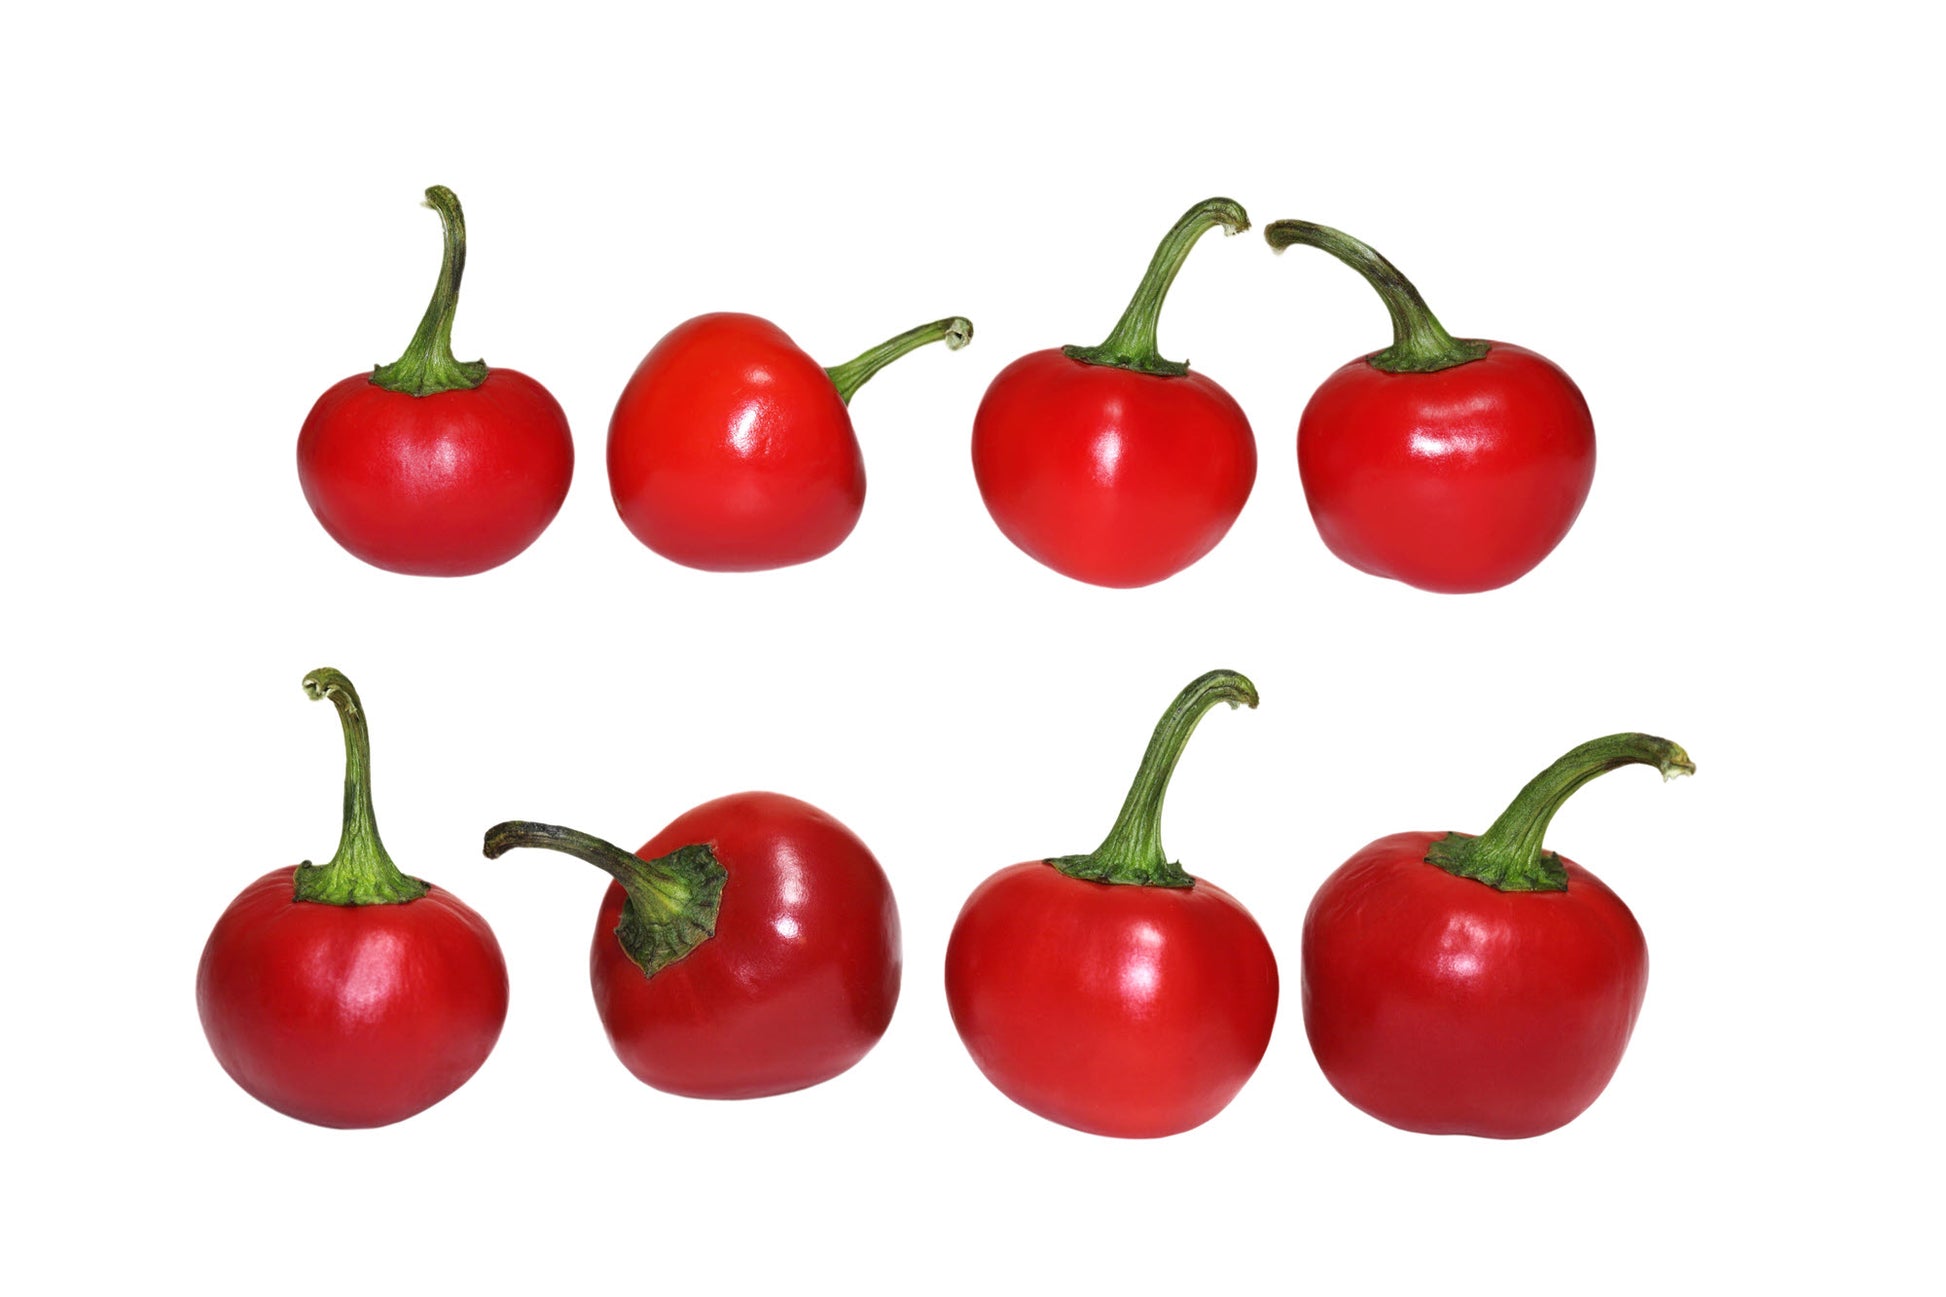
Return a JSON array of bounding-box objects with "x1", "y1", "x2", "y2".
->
[
  {"x1": 1303, "y1": 733, "x2": 1693, "y2": 1138},
  {"x1": 972, "y1": 199, "x2": 1258, "y2": 588},
  {"x1": 1266, "y1": 219, "x2": 1594, "y2": 593},
  {"x1": 297, "y1": 187, "x2": 573, "y2": 576},
  {"x1": 607, "y1": 312, "x2": 972, "y2": 571},
  {"x1": 945, "y1": 670, "x2": 1278, "y2": 1137},
  {"x1": 484, "y1": 792, "x2": 900, "y2": 1098},
  {"x1": 197, "y1": 670, "x2": 509, "y2": 1128}
]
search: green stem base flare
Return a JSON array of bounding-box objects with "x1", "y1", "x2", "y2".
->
[
  {"x1": 825, "y1": 316, "x2": 973, "y2": 405},
  {"x1": 369, "y1": 185, "x2": 490, "y2": 397},
  {"x1": 291, "y1": 669, "x2": 429, "y2": 906},
  {"x1": 1263, "y1": 219, "x2": 1491, "y2": 374},
  {"x1": 1049, "y1": 669, "x2": 1259, "y2": 888},
  {"x1": 1064, "y1": 197, "x2": 1249, "y2": 378},
  {"x1": 482, "y1": 822, "x2": 727, "y2": 977},
  {"x1": 1426, "y1": 733, "x2": 1695, "y2": 892}
]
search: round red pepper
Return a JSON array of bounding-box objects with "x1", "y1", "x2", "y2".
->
[
  {"x1": 1302, "y1": 733, "x2": 1693, "y2": 1138},
  {"x1": 197, "y1": 670, "x2": 509, "y2": 1128},
  {"x1": 298, "y1": 187, "x2": 573, "y2": 576},
  {"x1": 1266, "y1": 219, "x2": 1594, "y2": 593},
  {"x1": 484, "y1": 792, "x2": 900, "y2": 1098},
  {"x1": 972, "y1": 198, "x2": 1258, "y2": 588},
  {"x1": 945, "y1": 670, "x2": 1278, "y2": 1137},
  {"x1": 608, "y1": 312, "x2": 972, "y2": 571}
]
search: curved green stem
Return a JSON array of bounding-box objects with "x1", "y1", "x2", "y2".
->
[
  {"x1": 291, "y1": 669, "x2": 428, "y2": 906},
  {"x1": 1049, "y1": 669, "x2": 1259, "y2": 888},
  {"x1": 370, "y1": 185, "x2": 490, "y2": 396},
  {"x1": 1264, "y1": 219, "x2": 1490, "y2": 374},
  {"x1": 1426, "y1": 734, "x2": 1695, "y2": 892},
  {"x1": 824, "y1": 316, "x2": 973, "y2": 405},
  {"x1": 1064, "y1": 197, "x2": 1249, "y2": 378},
  {"x1": 483, "y1": 821, "x2": 726, "y2": 977}
]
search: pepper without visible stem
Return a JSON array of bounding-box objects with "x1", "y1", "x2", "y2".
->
[
  {"x1": 1064, "y1": 198, "x2": 1249, "y2": 378},
  {"x1": 1264, "y1": 219, "x2": 1491, "y2": 375},
  {"x1": 825, "y1": 316, "x2": 974, "y2": 405},
  {"x1": 1049, "y1": 670, "x2": 1259, "y2": 888},
  {"x1": 483, "y1": 822, "x2": 727, "y2": 977},
  {"x1": 1426, "y1": 733, "x2": 1695, "y2": 893},
  {"x1": 291, "y1": 669, "x2": 429, "y2": 906},
  {"x1": 369, "y1": 185, "x2": 490, "y2": 397}
]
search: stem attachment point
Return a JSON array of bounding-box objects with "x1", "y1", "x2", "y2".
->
[
  {"x1": 1264, "y1": 219, "x2": 1490, "y2": 374},
  {"x1": 370, "y1": 185, "x2": 490, "y2": 397},
  {"x1": 1049, "y1": 669, "x2": 1259, "y2": 888},
  {"x1": 291, "y1": 669, "x2": 429, "y2": 906},
  {"x1": 1425, "y1": 733, "x2": 1694, "y2": 892},
  {"x1": 1064, "y1": 197, "x2": 1249, "y2": 378},
  {"x1": 483, "y1": 821, "x2": 726, "y2": 977}
]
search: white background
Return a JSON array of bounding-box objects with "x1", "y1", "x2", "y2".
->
[{"x1": 4, "y1": 1, "x2": 1938, "y2": 1292}]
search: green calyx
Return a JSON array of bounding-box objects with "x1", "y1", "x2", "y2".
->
[
  {"x1": 369, "y1": 185, "x2": 490, "y2": 396},
  {"x1": 1263, "y1": 219, "x2": 1490, "y2": 374},
  {"x1": 1426, "y1": 733, "x2": 1696, "y2": 893},
  {"x1": 1049, "y1": 669, "x2": 1259, "y2": 888},
  {"x1": 824, "y1": 316, "x2": 974, "y2": 405},
  {"x1": 291, "y1": 669, "x2": 429, "y2": 906},
  {"x1": 1064, "y1": 197, "x2": 1249, "y2": 378},
  {"x1": 482, "y1": 821, "x2": 727, "y2": 978}
]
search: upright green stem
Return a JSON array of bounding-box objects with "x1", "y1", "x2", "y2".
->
[
  {"x1": 369, "y1": 185, "x2": 490, "y2": 396},
  {"x1": 825, "y1": 316, "x2": 973, "y2": 405},
  {"x1": 291, "y1": 669, "x2": 428, "y2": 906},
  {"x1": 1049, "y1": 670, "x2": 1259, "y2": 888},
  {"x1": 1264, "y1": 219, "x2": 1490, "y2": 374},
  {"x1": 483, "y1": 821, "x2": 727, "y2": 977},
  {"x1": 1426, "y1": 734, "x2": 1695, "y2": 892},
  {"x1": 1064, "y1": 197, "x2": 1249, "y2": 378}
]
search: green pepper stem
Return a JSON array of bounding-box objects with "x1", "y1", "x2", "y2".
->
[
  {"x1": 482, "y1": 821, "x2": 726, "y2": 977},
  {"x1": 291, "y1": 669, "x2": 428, "y2": 906},
  {"x1": 369, "y1": 185, "x2": 490, "y2": 396},
  {"x1": 1263, "y1": 219, "x2": 1490, "y2": 374},
  {"x1": 1064, "y1": 197, "x2": 1249, "y2": 378},
  {"x1": 1425, "y1": 734, "x2": 1695, "y2": 892},
  {"x1": 824, "y1": 316, "x2": 973, "y2": 405},
  {"x1": 1048, "y1": 670, "x2": 1259, "y2": 888}
]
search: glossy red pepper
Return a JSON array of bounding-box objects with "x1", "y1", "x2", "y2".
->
[
  {"x1": 608, "y1": 312, "x2": 972, "y2": 571},
  {"x1": 972, "y1": 199, "x2": 1257, "y2": 588},
  {"x1": 197, "y1": 670, "x2": 508, "y2": 1128},
  {"x1": 1303, "y1": 734, "x2": 1693, "y2": 1138},
  {"x1": 485, "y1": 792, "x2": 900, "y2": 1098},
  {"x1": 945, "y1": 671, "x2": 1278, "y2": 1137},
  {"x1": 1266, "y1": 220, "x2": 1594, "y2": 593},
  {"x1": 298, "y1": 187, "x2": 573, "y2": 576}
]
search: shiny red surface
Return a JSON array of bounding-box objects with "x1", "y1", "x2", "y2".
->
[
  {"x1": 591, "y1": 792, "x2": 901, "y2": 1098},
  {"x1": 1302, "y1": 831, "x2": 1648, "y2": 1138},
  {"x1": 944, "y1": 861, "x2": 1278, "y2": 1138},
  {"x1": 971, "y1": 351, "x2": 1257, "y2": 588},
  {"x1": 607, "y1": 313, "x2": 866, "y2": 571},
  {"x1": 1297, "y1": 343, "x2": 1594, "y2": 593},
  {"x1": 297, "y1": 369, "x2": 573, "y2": 576},
  {"x1": 196, "y1": 867, "x2": 509, "y2": 1128}
]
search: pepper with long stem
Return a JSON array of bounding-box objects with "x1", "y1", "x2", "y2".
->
[
  {"x1": 972, "y1": 199, "x2": 1258, "y2": 587},
  {"x1": 297, "y1": 185, "x2": 574, "y2": 576},
  {"x1": 945, "y1": 668, "x2": 1278, "y2": 1137}
]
